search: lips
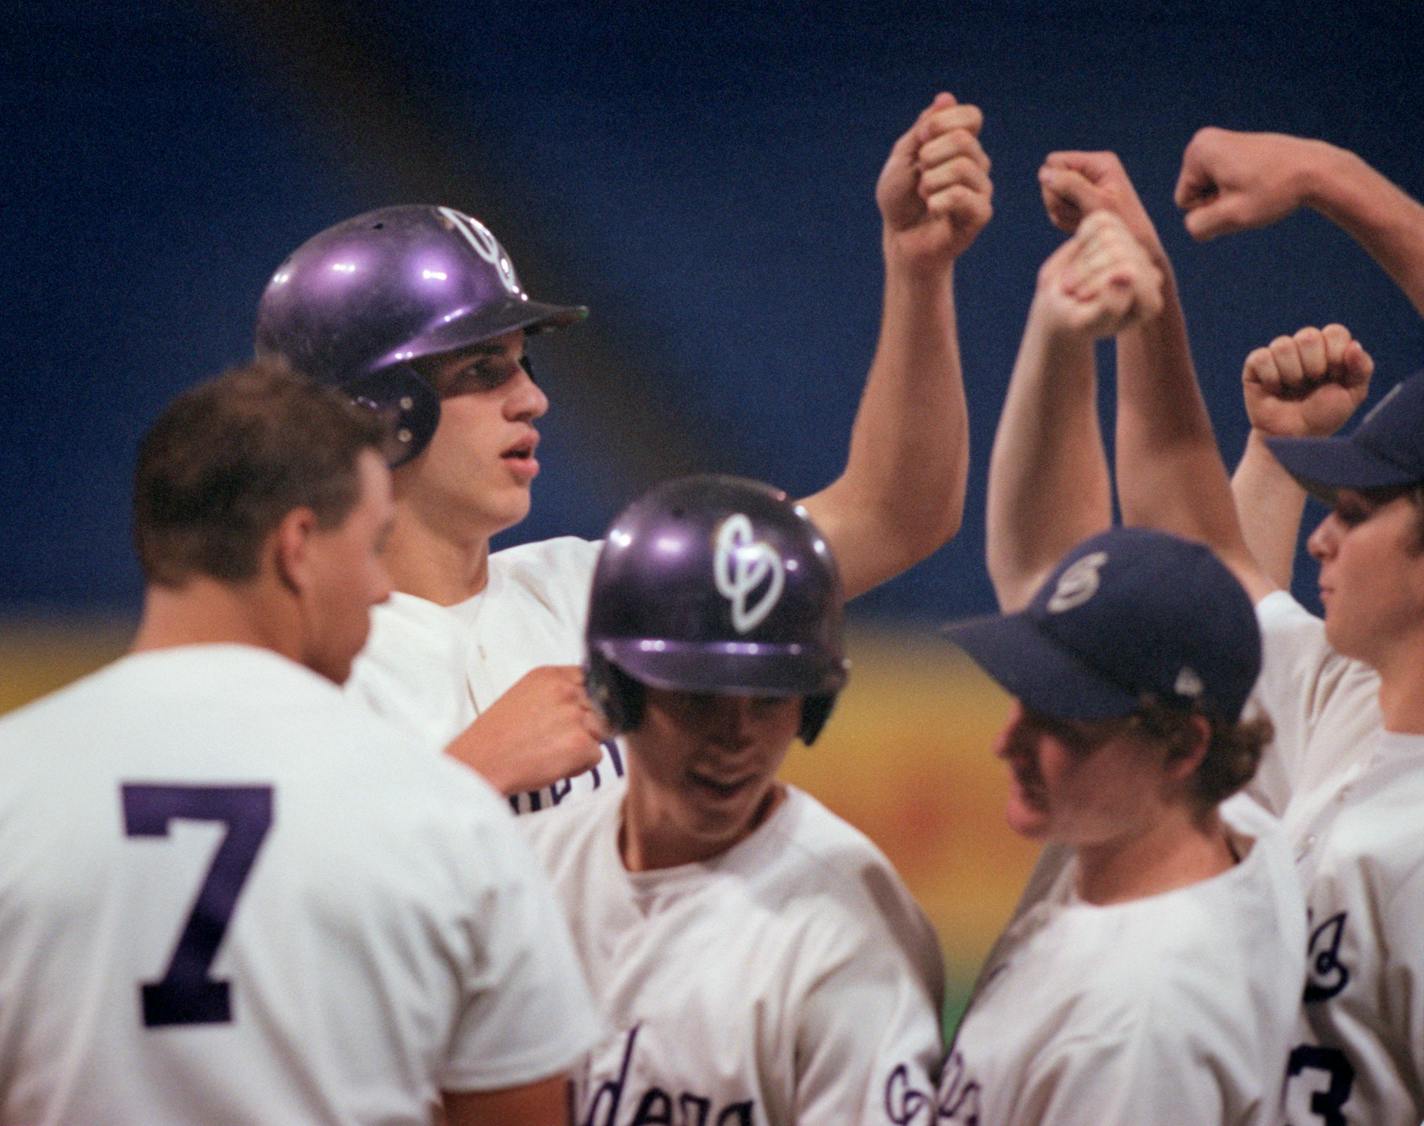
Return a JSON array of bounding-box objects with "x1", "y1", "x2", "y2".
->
[
  {"x1": 501, "y1": 431, "x2": 540, "y2": 460},
  {"x1": 500, "y1": 431, "x2": 540, "y2": 479},
  {"x1": 688, "y1": 769, "x2": 756, "y2": 799}
]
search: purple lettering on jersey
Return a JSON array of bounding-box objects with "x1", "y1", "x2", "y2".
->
[
  {"x1": 576, "y1": 1026, "x2": 758, "y2": 1126},
  {"x1": 1304, "y1": 911, "x2": 1351, "y2": 1002},
  {"x1": 630, "y1": 1087, "x2": 672, "y2": 1124},
  {"x1": 933, "y1": 1050, "x2": 982, "y2": 1124},
  {"x1": 120, "y1": 783, "x2": 274, "y2": 1028},
  {"x1": 605, "y1": 738, "x2": 624, "y2": 777},
  {"x1": 549, "y1": 775, "x2": 574, "y2": 806}
]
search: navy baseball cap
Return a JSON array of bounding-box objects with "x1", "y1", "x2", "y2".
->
[
  {"x1": 942, "y1": 528, "x2": 1261, "y2": 721},
  {"x1": 1267, "y1": 370, "x2": 1424, "y2": 499}
]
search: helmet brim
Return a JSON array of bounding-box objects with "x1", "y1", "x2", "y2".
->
[
  {"x1": 596, "y1": 638, "x2": 847, "y2": 698},
  {"x1": 391, "y1": 295, "x2": 588, "y2": 367}
]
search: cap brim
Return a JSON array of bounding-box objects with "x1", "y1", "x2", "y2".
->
[
  {"x1": 941, "y1": 611, "x2": 1140, "y2": 720},
  {"x1": 403, "y1": 295, "x2": 588, "y2": 361},
  {"x1": 596, "y1": 639, "x2": 847, "y2": 698},
  {"x1": 1265, "y1": 434, "x2": 1418, "y2": 499}
]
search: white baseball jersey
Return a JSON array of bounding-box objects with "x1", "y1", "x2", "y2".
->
[
  {"x1": 0, "y1": 644, "x2": 601, "y2": 1126},
  {"x1": 1248, "y1": 591, "x2": 1382, "y2": 854},
  {"x1": 346, "y1": 534, "x2": 628, "y2": 814},
  {"x1": 1253, "y1": 592, "x2": 1424, "y2": 1125},
  {"x1": 522, "y1": 784, "x2": 946, "y2": 1125},
  {"x1": 941, "y1": 799, "x2": 1306, "y2": 1125}
]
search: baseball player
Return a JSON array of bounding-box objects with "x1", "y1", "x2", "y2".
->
[
  {"x1": 937, "y1": 212, "x2": 1306, "y2": 1125},
  {"x1": 0, "y1": 362, "x2": 599, "y2": 1125},
  {"x1": 521, "y1": 475, "x2": 946, "y2": 1125},
  {"x1": 254, "y1": 92, "x2": 992, "y2": 814},
  {"x1": 1049, "y1": 145, "x2": 1424, "y2": 1123}
]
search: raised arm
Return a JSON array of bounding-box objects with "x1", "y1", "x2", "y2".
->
[
  {"x1": 801, "y1": 93, "x2": 991, "y2": 599},
  {"x1": 1175, "y1": 128, "x2": 1424, "y2": 316},
  {"x1": 986, "y1": 212, "x2": 1162, "y2": 610},
  {"x1": 1039, "y1": 151, "x2": 1272, "y2": 601},
  {"x1": 1231, "y1": 325, "x2": 1373, "y2": 589}
]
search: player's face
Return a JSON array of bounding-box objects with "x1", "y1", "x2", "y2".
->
[
  {"x1": 1307, "y1": 488, "x2": 1424, "y2": 668},
  {"x1": 302, "y1": 449, "x2": 396, "y2": 684},
  {"x1": 993, "y1": 701, "x2": 1172, "y2": 847},
  {"x1": 397, "y1": 330, "x2": 549, "y2": 539},
  {"x1": 625, "y1": 687, "x2": 802, "y2": 865}
]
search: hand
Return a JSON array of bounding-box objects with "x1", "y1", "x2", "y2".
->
[
  {"x1": 1241, "y1": 324, "x2": 1373, "y2": 438},
  {"x1": 877, "y1": 92, "x2": 993, "y2": 269},
  {"x1": 1038, "y1": 150, "x2": 1163, "y2": 258},
  {"x1": 1034, "y1": 211, "x2": 1164, "y2": 339},
  {"x1": 444, "y1": 665, "x2": 608, "y2": 796},
  {"x1": 1175, "y1": 127, "x2": 1320, "y2": 241}
]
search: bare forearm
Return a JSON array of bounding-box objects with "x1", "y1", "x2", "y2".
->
[
  {"x1": 987, "y1": 304, "x2": 1110, "y2": 611},
  {"x1": 1230, "y1": 430, "x2": 1300, "y2": 592},
  {"x1": 1115, "y1": 273, "x2": 1241, "y2": 546},
  {"x1": 802, "y1": 252, "x2": 967, "y2": 600},
  {"x1": 1307, "y1": 143, "x2": 1424, "y2": 317},
  {"x1": 1114, "y1": 277, "x2": 1272, "y2": 599}
]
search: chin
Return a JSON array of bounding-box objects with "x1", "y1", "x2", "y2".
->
[{"x1": 1004, "y1": 802, "x2": 1050, "y2": 841}]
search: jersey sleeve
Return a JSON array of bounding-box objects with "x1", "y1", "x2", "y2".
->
[
  {"x1": 1247, "y1": 591, "x2": 1379, "y2": 814},
  {"x1": 792, "y1": 882, "x2": 945, "y2": 1122},
  {"x1": 439, "y1": 802, "x2": 602, "y2": 1091}
]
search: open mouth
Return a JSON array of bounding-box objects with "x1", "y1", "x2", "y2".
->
[
  {"x1": 501, "y1": 435, "x2": 538, "y2": 461},
  {"x1": 689, "y1": 770, "x2": 755, "y2": 799}
]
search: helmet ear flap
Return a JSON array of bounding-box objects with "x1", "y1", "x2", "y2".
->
[
  {"x1": 342, "y1": 364, "x2": 441, "y2": 467},
  {"x1": 799, "y1": 693, "x2": 838, "y2": 745},
  {"x1": 586, "y1": 653, "x2": 645, "y2": 733}
]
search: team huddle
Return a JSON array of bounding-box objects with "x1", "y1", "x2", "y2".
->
[{"x1": 1, "y1": 92, "x2": 1422, "y2": 1125}]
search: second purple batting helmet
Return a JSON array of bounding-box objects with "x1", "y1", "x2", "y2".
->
[
  {"x1": 586, "y1": 475, "x2": 849, "y2": 744},
  {"x1": 254, "y1": 205, "x2": 586, "y2": 465}
]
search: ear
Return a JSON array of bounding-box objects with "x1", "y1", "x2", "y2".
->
[
  {"x1": 270, "y1": 507, "x2": 319, "y2": 595},
  {"x1": 1162, "y1": 713, "x2": 1212, "y2": 783}
]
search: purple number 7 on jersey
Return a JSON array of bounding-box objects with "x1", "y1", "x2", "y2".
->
[{"x1": 121, "y1": 784, "x2": 274, "y2": 1028}]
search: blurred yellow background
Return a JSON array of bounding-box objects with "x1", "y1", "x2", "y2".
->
[{"x1": 0, "y1": 618, "x2": 1036, "y2": 1033}]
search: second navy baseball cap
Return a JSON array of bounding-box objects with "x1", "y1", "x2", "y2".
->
[
  {"x1": 1267, "y1": 369, "x2": 1424, "y2": 499},
  {"x1": 942, "y1": 527, "x2": 1260, "y2": 722}
]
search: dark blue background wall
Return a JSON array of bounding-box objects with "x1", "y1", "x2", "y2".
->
[{"x1": 6, "y1": 1, "x2": 1423, "y2": 623}]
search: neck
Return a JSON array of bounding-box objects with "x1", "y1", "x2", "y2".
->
[
  {"x1": 132, "y1": 578, "x2": 296, "y2": 662},
  {"x1": 383, "y1": 504, "x2": 492, "y2": 605},
  {"x1": 1073, "y1": 806, "x2": 1234, "y2": 906},
  {"x1": 1373, "y1": 650, "x2": 1424, "y2": 733},
  {"x1": 619, "y1": 777, "x2": 787, "y2": 872}
]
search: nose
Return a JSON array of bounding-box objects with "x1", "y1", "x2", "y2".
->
[
  {"x1": 705, "y1": 697, "x2": 756, "y2": 747},
  {"x1": 1307, "y1": 513, "x2": 1339, "y2": 562},
  {"x1": 505, "y1": 367, "x2": 549, "y2": 423}
]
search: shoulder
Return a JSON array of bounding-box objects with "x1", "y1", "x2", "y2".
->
[
  {"x1": 520, "y1": 784, "x2": 620, "y2": 873},
  {"x1": 758, "y1": 790, "x2": 943, "y2": 980},
  {"x1": 490, "y1": 535, "x2": 603, "y2": 584}
]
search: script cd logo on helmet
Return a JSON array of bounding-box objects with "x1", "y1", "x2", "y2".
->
[{"x1": 714, "y1": 514, "x2": 786, "y2": 634}]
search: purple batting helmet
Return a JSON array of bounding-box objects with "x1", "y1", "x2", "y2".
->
[
  {"x1": 586, "y1": 475, "x2": 849, "y2": 744},
  {"x1": 254, "y1": 205, "x2": 586, "y2": 466}
]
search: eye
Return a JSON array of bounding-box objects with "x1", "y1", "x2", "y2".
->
[
  {"x1": 1333, "y1": 498, "x2": 1373, "y2": 527},
  {"x1": 445, "y1": 359, "x2": 518, "y2": 394}
]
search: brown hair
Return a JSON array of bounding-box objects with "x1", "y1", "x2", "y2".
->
[
  {"x1": 1131, "y1": 700, "x2": 1274, "y2": 811},
  {"x1": 134, "y1": 360, "x2": 385, "y2": 587}
]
